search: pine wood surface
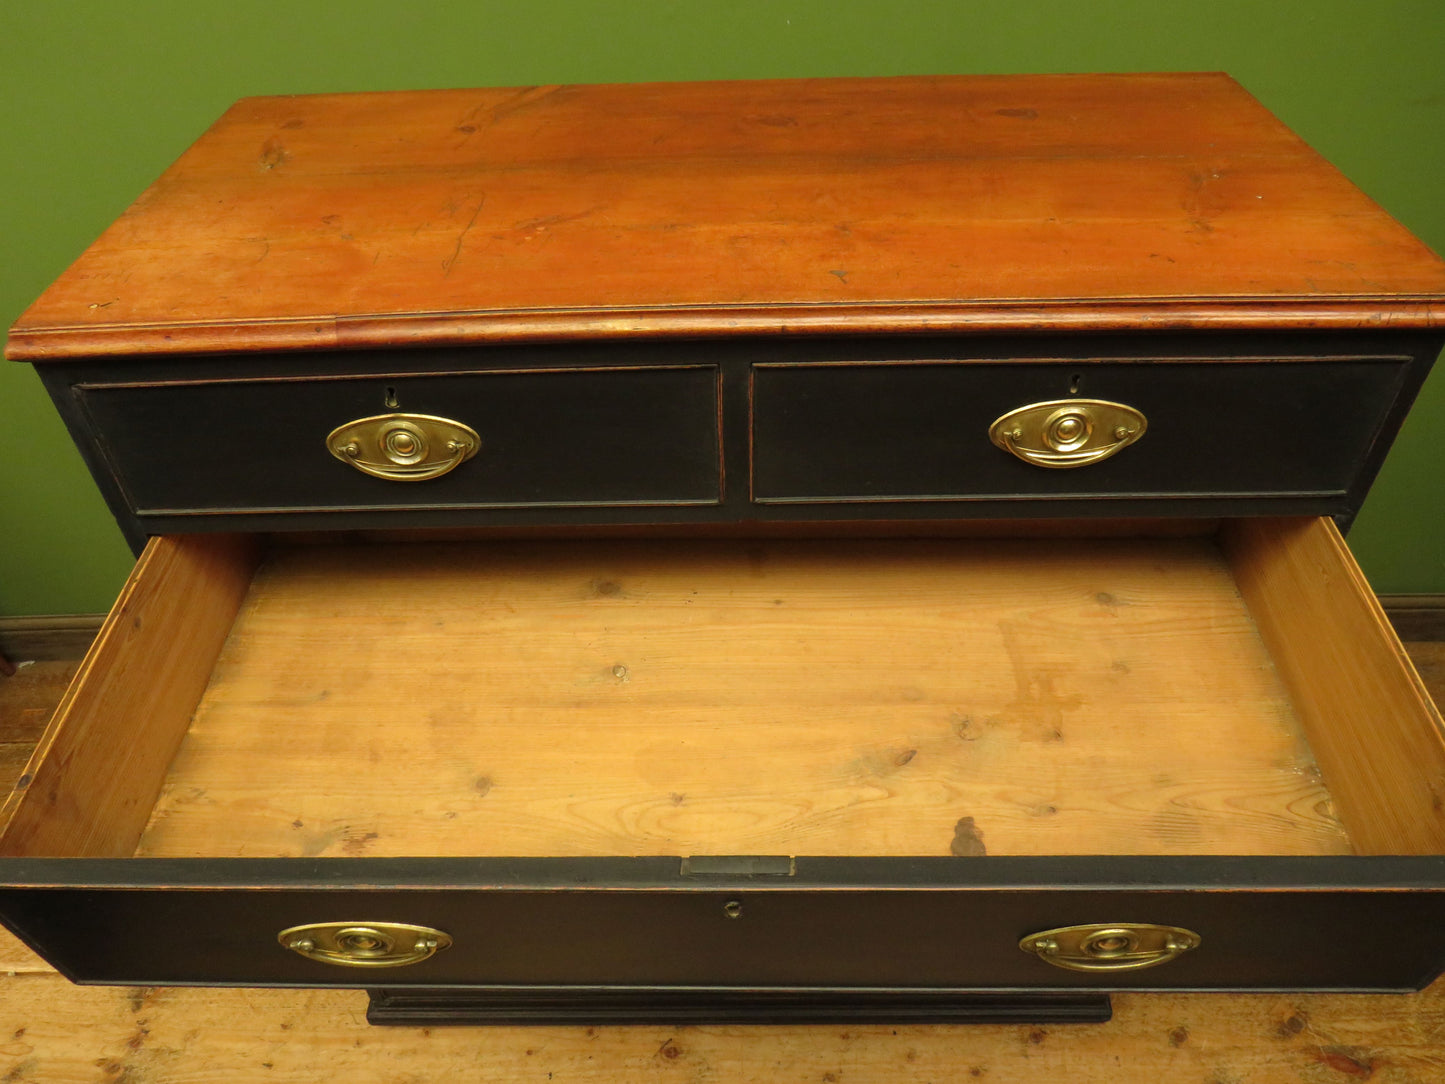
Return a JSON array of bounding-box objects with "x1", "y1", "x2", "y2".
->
[
  {"x1": 1, "y1": 627, "x2": 1443, "y2": 1079},
  {"x1": 0, "y1": 536, "x2": 258, "y2": 860},
  {"x1": 133, "y1": 537, "x2": 1346, "y2": 860},
  {"x1": 1, "y1": 979, "x2": 1444, "y2": 1084},
  {"x1": 1222, "y1": 519, "x2": 1445, "y2": 856},
  {"x1": 11, "y1": 74, "x2": 1445, "y2": 361}
]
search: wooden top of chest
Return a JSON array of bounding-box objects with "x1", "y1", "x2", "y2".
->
[{"x1": 9, "y1": 72, "x2": 1445, "y2": 361}]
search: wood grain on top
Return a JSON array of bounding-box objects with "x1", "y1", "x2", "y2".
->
[{"x1": 9, "y1": 73, "x2": 1445, "y2": 360}]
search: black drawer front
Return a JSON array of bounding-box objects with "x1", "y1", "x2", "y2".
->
[
  {"x1": 6, "y1": 885, "x2": 1445, "y2": 990},
  {"x1": 75, "y1": 366, "x2": 721, "y2": 515},
  {"x1": 751, "y1": 359, "x2": 1409, "y2": 504},
  {"x1": 4, "y1": 857, "x2": 1445, "y2": 991}
]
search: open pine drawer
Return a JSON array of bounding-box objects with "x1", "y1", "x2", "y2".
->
[{"x1": 1, "y1": 517, "x2": 1442, "y2": 1023}]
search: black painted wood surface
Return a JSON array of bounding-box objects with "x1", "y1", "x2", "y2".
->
[
  {"x1": 751, "y1": 358, "x2": 1407, "y2": 503},
  {"x1": 73, "y1": 365, "x2": 722, "y2": 515},
  {"x1": 363, "y1": 987, "x2": 1117, "y2": 1026},
  {"x1": 2, "y1": 857, "x2": 1444, "y2": 992},
  {"x1": 37, "y1": 331, "x2": 1443, "y2": 549}
]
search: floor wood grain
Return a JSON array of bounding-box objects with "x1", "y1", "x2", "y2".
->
[
  {"x1": 1, "y1": 640, "x2": 1443, "y2": 1082},
  {"x1": 0, "y1": 980, "x2": 1442, "y2": 1083}
]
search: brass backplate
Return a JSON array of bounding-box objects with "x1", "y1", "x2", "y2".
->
[
  {"x1": 326, "y1": 413, "x2": 480, "y2": 481},
  {"x1": 279, "y1": 921, "x2": 452, "y2": 968},
  {"x1": 989, "y1": 398, "x2": 1146, "y2": 469},
  {"x1": 1020, "y1": 922, "x2": 1200, "y2": 972}
]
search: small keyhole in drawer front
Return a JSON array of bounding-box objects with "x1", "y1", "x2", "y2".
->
[
  {"x1": 384, "y1": 386, "x2": 399, "y2": 408},
  {"x1": 1069, "y1": 373, "x2": 1082, "y2": 394}
]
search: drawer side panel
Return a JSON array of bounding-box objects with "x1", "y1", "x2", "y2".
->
[{"x1": 0, "y1": 536, "x2": 257, "y2": 859}]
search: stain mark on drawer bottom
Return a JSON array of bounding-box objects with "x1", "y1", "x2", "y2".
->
[{"x1": 950, "y1": 816, "x2": 988, "y2": 856}]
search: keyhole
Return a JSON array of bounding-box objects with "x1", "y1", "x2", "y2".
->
[
  {"x1": 1068, "y1": 373, "x2": 1082, "y2": 395},
  {"x1": 383, "y1": 386, "x2": 399, "y2": 409}
]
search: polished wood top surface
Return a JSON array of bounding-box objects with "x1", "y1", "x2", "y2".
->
[{"x1": 10, "y1": 73, "x2": 1445, "y2": 360}]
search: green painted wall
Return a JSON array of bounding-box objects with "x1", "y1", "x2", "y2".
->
[{"x1": 3, "y1": 1, "x2": 1442, "y2": 615}]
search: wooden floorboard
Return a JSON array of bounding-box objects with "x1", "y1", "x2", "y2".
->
[
  {"x1": 0, "y1": 661, "x2": 80, "y2": 857},
  {"x1": 1, "y1": 980, "x2": 1444, "y2": 1083},
  {"x1": 1, "y1": 642, "x2": 1443, "y2": 1081}
]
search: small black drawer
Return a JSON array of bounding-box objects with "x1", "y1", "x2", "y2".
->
[
  {"x1": 750, "y1": 359, "x2": 1410, "y2": 506},
  {"x1": 73, "y1": 365, "x2": 721, "y2": 517}
]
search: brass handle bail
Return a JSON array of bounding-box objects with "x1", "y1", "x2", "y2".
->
[
  {"x1": 1019, "y1": 922, "x2": 1200, "y2": 972},
  {"x1": 279, "y1": 921, "x2": 452, "y2": 968},
  {"x1": 989, "y1": 399, "x2": 1146, "y2": 469},
  {"x1": 326, "y1": 413, "x2": 480, "y2": 481}
]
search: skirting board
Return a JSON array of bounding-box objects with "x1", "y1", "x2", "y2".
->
[
  {"x1": 0, "y1": 615, "x2": 105, "y2": 663},
  {"x1": 1382, "y1": 595, "x2": 1445, "y2": 642},
  {"x1": 0, "y1": 595, "x2": 1442, "y2": 666}
]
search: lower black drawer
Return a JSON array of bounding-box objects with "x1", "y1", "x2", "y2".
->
[
  {"x1": 72, "y1": 364, "x2": 721, "y2": 517},
  {"x1": 750, "y1": 358, "x2": 1410, "y2": 505},
  {"x1": 4, "y1": 519, "x2": 1445, "y2": 1012},
  {"x1": 3, "y1": 858, "x2": 1444, "y2": 992}
]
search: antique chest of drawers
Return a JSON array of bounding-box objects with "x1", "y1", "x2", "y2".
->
[{"x1": 5, "y1": 73, "x2": 1445, "y2": 1025}]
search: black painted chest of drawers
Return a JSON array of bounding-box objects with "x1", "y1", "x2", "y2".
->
[{"x1": 4, "y1": 74, "x2": 1445, "y2": 1025}]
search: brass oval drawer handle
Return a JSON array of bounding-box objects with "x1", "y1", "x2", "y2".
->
[
  {"x1": 989, "y1": 399, "x2": 1146, "y2": 469},
  {"x1": 1019, "y1": 922, "x2": 1200, "y2": 972},
  {"x1": 326, "y1": 413, "x2": 480, "y2": 481},
  {"x1": 279, "y1": 921, "x2": 452, "y2": 968}
]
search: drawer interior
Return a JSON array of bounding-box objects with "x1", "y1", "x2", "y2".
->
[{"x1": 5, "y1": 520, "x2": 1444, "y2": 862}]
